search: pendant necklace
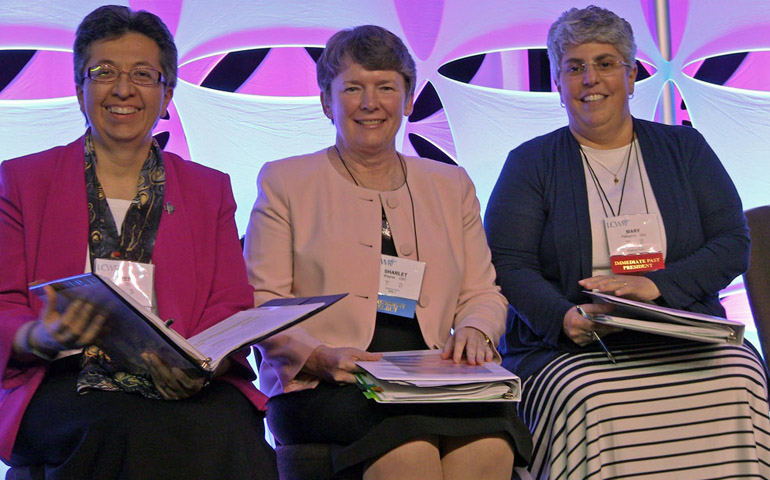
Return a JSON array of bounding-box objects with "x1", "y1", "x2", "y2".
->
[
  {"x1": 579, "y1": 134, "x2": 635, "y2": 217},
  {"x1": 586, "y1": 148, "x2": 629, "y2": 185}
]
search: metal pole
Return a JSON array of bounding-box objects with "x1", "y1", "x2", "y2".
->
[{"x1": 655, "y1": 0, "x2": 676, "y2": 125}]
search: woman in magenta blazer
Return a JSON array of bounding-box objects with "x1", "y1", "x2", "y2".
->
[{"x1": 0, "y1": 6, "x2": 276, "y2": 479}]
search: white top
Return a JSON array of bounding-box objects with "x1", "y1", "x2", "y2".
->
[
  {"x1": 58, "y1": 198, "x2": 137, "y2": 360},
  {"x1": 83, "y1": 198, "x2": 133, "y2": 273},
  {"x1": 581, "y1": 140, "x2": 667, "y2": 276},
  {"x1": 106, "y1": 198, "x2": 132, "y2": 235}
]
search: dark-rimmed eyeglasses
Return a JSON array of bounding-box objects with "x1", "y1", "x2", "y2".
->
[
  {"x1": 85, "y1": 64, "x2": 165, "y2": 86},
  {"x1": 562, "y1": 58, "x2": 631, "y2": 77}
]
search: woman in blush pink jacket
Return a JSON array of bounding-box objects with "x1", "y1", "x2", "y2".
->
[{"x1": 244, "y1": 25, "x2": 531, "y2": 480}]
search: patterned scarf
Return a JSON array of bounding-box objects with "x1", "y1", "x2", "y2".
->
[
  {"x1": 84, "y1": 132, "x2": 165, "y2": 265},
  {"x1": 77, "y1": 131, "x2": 166, "y2": 399}
]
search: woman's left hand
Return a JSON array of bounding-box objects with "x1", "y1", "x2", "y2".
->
[
  {"x1": 578, "y1": 274, "x2": 661, "y2": 302},
  {"x1": 142, "y1": 353, "x2": 206, "y2": 400},
  {"x1": 441, "y1": 327, "x2": 494, "y2": 365}
]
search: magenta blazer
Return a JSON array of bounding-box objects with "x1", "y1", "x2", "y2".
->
[{"x1": 0, "y1": 136, "x2": 266, "y2": 461}]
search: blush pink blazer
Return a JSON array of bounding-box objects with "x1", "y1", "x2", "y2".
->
[
  {"x1": 244, "y1": 149, "x2": 507, "y2": 397},
  {"x1": 0, "y1": 136, "x2": 265, "y2": 461}
]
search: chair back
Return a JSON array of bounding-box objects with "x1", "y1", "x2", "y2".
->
[{"x1": 744, "y1": 206, "x2": 770, "y2": 361}]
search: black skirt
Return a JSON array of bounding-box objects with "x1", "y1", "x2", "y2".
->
[
  {"x1": 267, "y1": 313, "x2": 532, "y2": 476},
  {"x1": 10, "y1": 356, "x2": 278, "y2": 480}
]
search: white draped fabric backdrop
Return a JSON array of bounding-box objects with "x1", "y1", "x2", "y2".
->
[{"x1": 0, "y1": 1, "x2": 768, "y2": 471}]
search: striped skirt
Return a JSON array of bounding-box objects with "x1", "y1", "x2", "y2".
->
[{"x1": 518, "y1": 340, "x2": 770, "y2": 479}]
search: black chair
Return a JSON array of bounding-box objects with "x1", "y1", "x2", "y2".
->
[
  {"x1": 5, "y1": 466, "x2": 44, "y2": 480},
  {"x1": 744, "y1": 205, "x2": 770, "y2": 361},
  {"x1": 252, "y1": 346, "x2": 346, "y2": 480},
  {"x1": 243, "y1": 236, "x2": 343, "y2": 479},
  {"x1": 275, "y1": 443, "x2": 340, "y2": 480}
]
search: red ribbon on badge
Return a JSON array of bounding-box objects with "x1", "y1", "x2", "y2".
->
[{"x1": 610, "y1": 252, "x2": 665, "y2": 274}]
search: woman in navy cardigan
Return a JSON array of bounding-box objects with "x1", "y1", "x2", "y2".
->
[{"x1": 485, "y1": 5, "x2": 770, "y2": 480}]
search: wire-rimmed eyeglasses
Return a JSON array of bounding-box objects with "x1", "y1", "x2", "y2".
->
[
  {"x1": 562, "y1": 58, "x2": 632, "y2": 77},
  {"x1": 84, "y1": 64, "x2": 166, "y2": 86}
]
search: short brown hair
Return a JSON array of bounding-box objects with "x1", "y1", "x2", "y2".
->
[
  {"x1": 317, "y1": 25, "x2": 416, "y2": 96},
  {"x1": 74, "y1": 5, "x2": 178, "y2": 89}
]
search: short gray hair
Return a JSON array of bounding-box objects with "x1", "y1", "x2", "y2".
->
[{"x1": 547, "y1": 5, "x2": 636, "y2": 80}]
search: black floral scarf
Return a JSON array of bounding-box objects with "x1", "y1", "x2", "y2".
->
[{"x1": 77, "y1": 131, "x2": 166, "y2": 399}]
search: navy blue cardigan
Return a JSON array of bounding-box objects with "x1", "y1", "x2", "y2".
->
[{"x1": 484, "y1": 118, "x2": 749, "y2": 380}]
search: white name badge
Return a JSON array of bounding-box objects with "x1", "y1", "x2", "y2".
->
[
  {"x1": 604, "y1": 213, "x2": 665, "y2": 274},
  {"x1": 377, "y1": 254, "x2": 426, "y2": 318},
  {"x1": 93, "y1": 259, "x2": 156, "y2": 313}
]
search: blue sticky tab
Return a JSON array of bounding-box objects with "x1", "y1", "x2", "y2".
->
[{"x1": 377, "y1": 294, "x2": 417, "y2": 318}]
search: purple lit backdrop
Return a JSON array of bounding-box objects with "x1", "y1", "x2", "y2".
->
[{"x1": 0, "y1": 0, "x2": 768, "y2": 406}]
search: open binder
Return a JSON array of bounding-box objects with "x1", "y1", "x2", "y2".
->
[
  {"x1": 31, "y1": 273, "x2": 345, "y2": 378},
  {"x1": 584, "y1": 290, "x2": 744, "y2": 344},
  {"x1": 355, "y1": 349, "x2": 520, "y2": 403}
]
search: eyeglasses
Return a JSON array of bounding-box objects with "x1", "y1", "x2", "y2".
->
[
  {"x1": 85, "y1": 64, "x2": 165, "y2": 86},
  {"x1": 562, "y1": 58, "x2": 631, "y2": 77}
]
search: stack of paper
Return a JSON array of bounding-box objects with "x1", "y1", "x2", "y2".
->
[
  {"x1": 585, "y1": 291, "x2": 744, "y2": 344},
  {"x1": 355, "y1": 350, "x2": 520, "y2": 403}
]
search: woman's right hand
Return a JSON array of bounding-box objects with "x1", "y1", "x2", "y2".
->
[
  {"x1": 303, "y1": 345, "x2": 382, "y2": 384},
  {"x1": 563, "y1": 303, "x2": 618, "y2": 346},
  {"x1": 30, "y1": 285, "x2": 107, "y2": 353}
]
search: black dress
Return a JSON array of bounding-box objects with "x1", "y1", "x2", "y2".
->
[
  {"x1": 9, "y1": 355, "x2": 278, "y2": 480},
  {"x1": 267, "y1": 214, "x2": 532, "y2": 477}
]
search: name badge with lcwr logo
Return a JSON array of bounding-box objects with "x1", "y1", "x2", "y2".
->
[
  {"x1": 93, "y1": 259, "x2": 157, "y2": 314},
  {"x1": 604, "y1": 213, "x2": 665, "y2": 274},
  {"x1": 377, "y1": 254, "x2": 426, "y2": 318}
]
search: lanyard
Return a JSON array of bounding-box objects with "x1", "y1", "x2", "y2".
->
[
  {"x1": 579, "y1": 134, "x2": 649, "y2": 218},
  {"x1": 334, "y1": 146, "x2": 420, "y2": 261}
]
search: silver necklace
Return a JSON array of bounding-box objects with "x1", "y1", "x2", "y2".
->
[
  {"x1": 333, "y1": 145, "x2": 415, "y2": 252},
  {"x1": 584, "y1": 145, "x2": 631, "y2": 185}
]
